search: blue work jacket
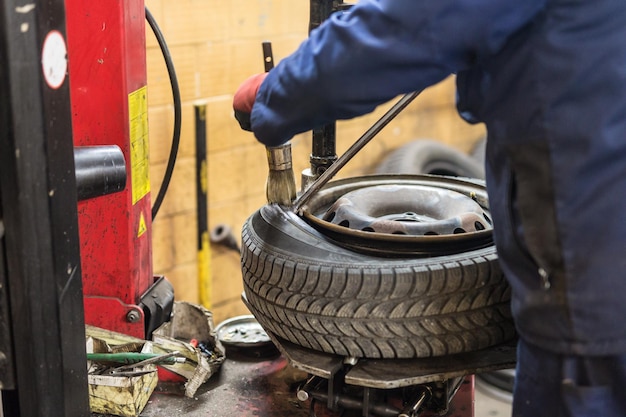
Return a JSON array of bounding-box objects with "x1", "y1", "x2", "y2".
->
[{"x1": 250, "y1": 0, "x2": 626, "y2": 356}]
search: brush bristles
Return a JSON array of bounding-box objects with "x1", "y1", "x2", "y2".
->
[
  {"x1": 266, "y1": 168, "x2": 297, "y2": 205},
  {"x1": 266, "y1": 143, "x2": 297, "y2": 205}
]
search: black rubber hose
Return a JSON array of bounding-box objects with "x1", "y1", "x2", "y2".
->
[{"x1": 145, "y1": 6, "x2": 182, "y2": 220}]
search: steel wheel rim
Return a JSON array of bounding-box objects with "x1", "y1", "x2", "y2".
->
[{"x1": 300, "y1": 174, "x2": 493, "y2": 257}]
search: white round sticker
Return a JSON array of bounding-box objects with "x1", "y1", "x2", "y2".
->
[{"x1": 41, "y1": 30, "x2": 67, "y2": 89}]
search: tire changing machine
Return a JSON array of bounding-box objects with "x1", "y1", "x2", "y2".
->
[
  {"x1": 0, "y1": 0, "x2": 514, "y2": 415},
  {"x1": 0, "y1": 0, "x2": 173, "y2": 414},
  {"x1": 265, "y1": 2, "x2": 518, "y2": 416},
  {"x1": 267, "y1": 332, "x2": 516, "y2": 417}
]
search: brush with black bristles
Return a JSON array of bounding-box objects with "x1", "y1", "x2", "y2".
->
[{"x1": 262, "y1": 41, "x2": 297, "y2": 205}]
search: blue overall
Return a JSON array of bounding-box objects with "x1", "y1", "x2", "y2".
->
[{"x1": 248, "y1": 0, "x2": 626, "y2": 414}]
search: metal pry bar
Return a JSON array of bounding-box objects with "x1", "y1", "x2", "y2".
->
[
  {"x1": 109, "y1": 351, "x2": 183, "y2": 373},
  {"x1": 292, "y1": 90, "x2": 421, "y2": 213}
]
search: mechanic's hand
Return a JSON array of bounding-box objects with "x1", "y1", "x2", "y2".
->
[{"x1": 233, "y1": 73, "x2": 268, "y2": 131}]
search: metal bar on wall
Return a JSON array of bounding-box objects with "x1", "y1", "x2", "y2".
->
[
  {"x1": 195, "y1": 103, "x2": 212, "y2": 308},
  {"x1": 0, "y1": 0, "x2": 90, "y2": 415}
]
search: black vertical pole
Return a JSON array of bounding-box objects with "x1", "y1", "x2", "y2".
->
[
  {"x1": 308, "y1": 0, "x2": 340, "y2": 176},
  {"x1": 0, "y1": 203, "x2": 15, "y2": 391},
  {"x1": 309, "y1": 0, "x2": 335, "y2": 33},
  {"x1": 195, "y1": 103, "x2": 211, "y2": 308},
  {"x1": 0, "y1": 0, "x2": 90, "y2": 416}
]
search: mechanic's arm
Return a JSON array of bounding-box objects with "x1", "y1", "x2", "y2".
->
[{"x1": 244, "y1": 0, "x2": 546, "y2": 147}]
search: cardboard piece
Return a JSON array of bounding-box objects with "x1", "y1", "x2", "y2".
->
[
  {"x1": 152, "y1": 301, "x2": 225, "y2": 397},
  {"x1": 86, "y1": 336, "x2": 158, "y2": 417}
]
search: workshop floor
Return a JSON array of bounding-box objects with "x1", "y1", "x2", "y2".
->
[
  {"x1": 475, "y1": 379, "x2": 513, "y2": 416},
  {"x1": 137, "y1": 352, "x2": 515, "y2": 417}
]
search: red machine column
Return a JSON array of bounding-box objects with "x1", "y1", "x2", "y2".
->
[{"x1": 65, "y1": 0, "x2": 153, "y2": 338}]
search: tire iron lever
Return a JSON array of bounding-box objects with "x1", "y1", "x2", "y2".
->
[
  {"x1": 107, "y1": 351, "x2": 184, "y2": 375},
  {"x1": 292, "y1": 90, "x2": 421, "y2": 214}
]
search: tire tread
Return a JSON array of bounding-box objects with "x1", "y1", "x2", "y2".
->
[{"x1": 241, "y1": 207, "x2": 515, "y2": 359}]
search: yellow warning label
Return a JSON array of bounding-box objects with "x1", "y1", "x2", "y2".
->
[
  {"x1": 129, "y1": 86, "x2": 150, "y2": 204},
  {"x1": 137, "y1": 212, "x2": 147, "y2": 238},
  {"x1": 200, "y1": 159, "x2": 208, "y2": 194}
]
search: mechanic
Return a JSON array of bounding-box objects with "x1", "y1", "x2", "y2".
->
[{"x1": 232, "y1": 1, "x2": 626, "y2": 415}]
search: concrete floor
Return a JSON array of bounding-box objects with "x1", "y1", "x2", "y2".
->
[
  {"x1": 7, "y1": 384, "x2": 514, "y2": 417},
  {"x1": 475, "y1": 377, "x2": 513, "y2": 416}
]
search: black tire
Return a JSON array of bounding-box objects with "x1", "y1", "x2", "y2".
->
[
  {"x1": 376, "y1": 139, "x2": 485, "y2": 179},
  {"x1": 471, "y1": 135, "x2": 487, "y2": 165},
  {"x1": 241, "y1": 177, "x2": 514, "y2": 359}
]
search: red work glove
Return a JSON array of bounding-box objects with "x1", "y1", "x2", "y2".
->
[{"x1": 233, "y1": 73, "x2": 268, "y2": 132}]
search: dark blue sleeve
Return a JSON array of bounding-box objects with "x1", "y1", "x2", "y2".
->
[{"x1": 250, "y1": 0, "x2": 546, "y2": 146}]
